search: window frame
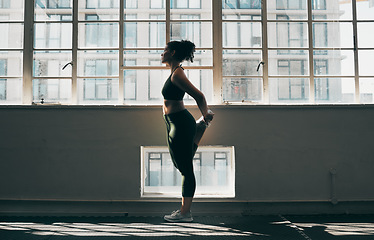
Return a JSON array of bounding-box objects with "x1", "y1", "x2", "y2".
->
[
  {"x1": 0, "y1": 0, "x2": 371, "y2": 105},
  {"x1": 140, "y1": 146, "x2": 236, "y2": 198}
]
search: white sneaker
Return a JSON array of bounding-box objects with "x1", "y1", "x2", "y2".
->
[{"x1": 164, "y1": 210, "x2": 193, "y2": 223}]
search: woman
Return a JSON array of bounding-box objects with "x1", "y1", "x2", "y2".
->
[{"x1": 161, "y1": 40, "x2": 214, "y2": 223}]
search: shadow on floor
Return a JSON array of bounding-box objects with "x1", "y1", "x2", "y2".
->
[{"x1": 0, "y1": 215, "x2": 373, "y2": 239}]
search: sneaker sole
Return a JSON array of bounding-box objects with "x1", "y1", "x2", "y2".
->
[{"x1": 164, "y1": 217, "x2": 194, "y2": 223}]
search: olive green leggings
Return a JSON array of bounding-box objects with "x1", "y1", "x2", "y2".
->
[{"x1": 163, "y1": 109, "x2": 198, "y2": 197}]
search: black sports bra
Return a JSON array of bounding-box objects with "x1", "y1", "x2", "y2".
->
[{"x1": 162, "y1": 66, "x2": 185, "y2": 101}]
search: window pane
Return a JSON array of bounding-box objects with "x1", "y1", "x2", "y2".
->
[
  {"x1": 34, "y1": 0, "x2": 72, "y2": 21},
  {"x1": 268, "y1": 50, "x2": 309, "y2": 76},
  {"x1": 124, "y1": 22, "x2": 138, "y2": 48},
  {"x1": 359, "y1": 51, "x2": 374, "y2": 76},
  {"x1": 360, "y1": 78, "x2": 374, "y2": 103},
  {"x1": 269, "y1": 78, "x2": 309, "y2": 103},
  {"x1": 267, "y1": 0, "x2": 307, "y2": 20},
  {"x1": 150, "y1": 0, "x2": 164, "y2": 9},
  {"x1": 85, "y1": 0, "x2": 119, "y2": 9},
  {"x1": 125, "y1": 0, "x2": 165, "y2": 20},
  {"x1": 313, "y1": 0, "x2": 351, "y2": 20},
  {"x1": 0, "y1": 78, "x2": 22, "y2": 104},
  {"x1": 223, "y1": 22, "x2": 262, "y2": 48},
  {"x1": 223, "y1": 50, "x2": 262, "y2": 76},
  {"x1": 170, "y1": 22, "x2": 212, "y2": 48},
  {"x1": 171, "y1": 0, "x2": 187, "y2": 9},
  {"x1": 123, "y1": 69, "x2": 137, "y2": 101},
  {"x1": 189, "y1": 0, "x2": 201, "y2": 8},
  {"x1": 124, "y1": 22, "x2": 165, "y2": 48},
  {"x1": 32, "y1": 79, "x2": 72, "y2": 104},
  {"x1": 124, "y1": 0, "x2": 137, "y2": 9},
  {"x1": 171, "y1": 0, "x2": 210, "y2": 20},
  {"x1": 222, "y1": 0, "x2": 261, "y2": 20},
  {"x1": 223, "y1": 0, "x2": 237, "y2": 9},
  {"x1": 315, "y1": 78, "x2": 355, "y2": 104},
  {"x1": 78, "y1": 78, "x2": 119, "y2": 104},
  {"x1": 241, "y1": 0, "x2": 261, "y2": 9},
  {"x1": 79, "y1": 0, "x2": 120, "y2": 21},
  {"x1": 222, "y1": 0, "x2": 261, "y2": 12},
  {"x1": 313, "y1": 22, "x2": 353, "y2": 48},
  {"x1": 356, "y1": 0, "x2": 374, "y2": 20},
  {"x1": 223, "y1": 78, "x2": 262, "y2": 102},
  {"x1": 78, "y1": 50, "x2": 119, "y2": 76},
  {"x1": 358, "y1": 23, "x2": 374, "y2": 48},
  {"x1": 123, "y1": 69, "x2": 168, "y2": 104},
  {"x1": 312, "y1": 0, "x2": 326, "y2": 10},
  {"x1": 79, "y1": 23, "x2": 119, "y2": 48},
  {"x1": 34, "y1": 23, "x2": 72, "y2": 49},
  {"x1": 0, "y1": 23, "x2": 23, "y2": 49},
  {"x1": 123, "y1": 50, "x2": 163, "y2": 66},
  {"x1": 33, "y1": 51, "x2": 72, "y2": 77},
  {"x1": 0, "y1": 51, "x2": 23, "y2": 77},
  {"x1": 0, "y1": 0, "x2": 23, "y2": 21},
  {"x1": 149, "y1": 22, "x2": 166, "y2": 48},
  {"x1": 314, "y1": 50, "x2": 354, "y2": 76},
  {"x1": 268, "y1": 22, "x2": 308, "y2": 48}
]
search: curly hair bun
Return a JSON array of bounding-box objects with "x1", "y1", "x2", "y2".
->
[{"x1": 167, "y1": 40, "x2": 196, "y2": 63}]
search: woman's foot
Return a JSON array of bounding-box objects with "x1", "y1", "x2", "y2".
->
[
  {"x1": 196, "y1": 116, "x2": 210, "y2": 129},
  {"x1": 164, "y1": 210, "x2": 193, "y2": 223},
  {"x1": 194, "y1": 116, "x2": 209, "y2": 145}
]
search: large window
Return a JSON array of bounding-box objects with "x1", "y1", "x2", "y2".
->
[
  {"x1": 141, "y1": 146, "x2": 235, "y2": 198},
  {"x1": 1, "y1": 0, "x2": 374, "y2": 105},
  {"x1": 32, "y1": 0, "x2": 73, "y2": 104},
  {"x1": 122, "y1": 0, "x2": 213, "y2": 105},
  {"x1": 0, "y1": 0, "x2": 23, "y2": 104},
  {"x1": 222, "y1": 0, "x2": 262, "y2": 102}
]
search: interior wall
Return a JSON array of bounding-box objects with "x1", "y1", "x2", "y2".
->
[{"x1": 0, "y1": 105, "x2": 373, "y2": 214}]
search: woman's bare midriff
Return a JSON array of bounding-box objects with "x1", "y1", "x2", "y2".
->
[{"x1": 163, "y1": 100, "x2": 185, "y2": 115}]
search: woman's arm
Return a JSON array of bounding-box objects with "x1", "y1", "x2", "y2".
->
[{"x1": 171, "y1": 68, "x2": 214, "y2": 122}]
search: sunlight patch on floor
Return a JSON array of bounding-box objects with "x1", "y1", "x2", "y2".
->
[
  {"x1": 0, "y1": 222, "x2": 267, "y2": 237},
  {"x1": 294, "y1": 222, "x2": 374, "y2": 236}
]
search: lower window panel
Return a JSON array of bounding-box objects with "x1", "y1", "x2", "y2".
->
[{"x1": 141, "y1": 146, "x2": 235, "y2": 198}]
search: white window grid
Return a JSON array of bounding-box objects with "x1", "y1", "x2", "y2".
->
[
  {"x1": 140, "y1": 146, "x2": 236, "y2": 198},
  {"x1": 4, "y1": 0, "x2": 373, "y2": 105}
]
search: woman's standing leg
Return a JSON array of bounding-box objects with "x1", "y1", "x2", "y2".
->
[
  {"x1": 164, "y1": 110, "x2": 196, "y2": 222},
  {"x1": 181, "y1": 116, "x2": 209, "y2": 214}
]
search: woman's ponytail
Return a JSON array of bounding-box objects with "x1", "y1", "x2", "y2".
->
[{"x1": 167, "y1": 40, "x2": 196, "y2": 63}]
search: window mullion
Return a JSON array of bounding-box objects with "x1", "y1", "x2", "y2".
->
[
  {"x1": 262, "y1": 0, "x2": 269, "y2": 104},
  {"x1": 22, "y1": 0, "x2": 34, "y2": 104},
  {"x1": 119, "y1": 0, "x2": 124, "y2": 104},
  {"x1": 352, "y1": 0, "x2": 359, "y2": 103},
  {"x1": 307, "y1": 0, "x2": 314, "y2": 103},
  {"x1": 72, "y1": 0, "x2": 78, "y2": 104},
  {"x1": 166, "y1": 0, "x2": 170, "y2": 44},
  {"x1": 213, "y1": 0, "x2": 222, "y2": 104}
]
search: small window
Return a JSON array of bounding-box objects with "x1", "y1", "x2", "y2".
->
[{"x1": 141, "y1": 146, "x2": 235, "y2": 198}]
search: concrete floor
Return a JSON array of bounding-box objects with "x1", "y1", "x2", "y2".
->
[{"x1": 0, "y1": 215, "x2": 373, "y2": 240}]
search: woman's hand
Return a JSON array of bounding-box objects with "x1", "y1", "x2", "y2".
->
[{"x1": 204, "y1": 109, "x2": 214, "y2": 124}]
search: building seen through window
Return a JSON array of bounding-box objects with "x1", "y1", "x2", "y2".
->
[
  {"x1": 1, "y1": 0, "x2": 374, "y2": 104},
  {"x1": 142, "y1": 146, "x2": 235, "y2": 198}
]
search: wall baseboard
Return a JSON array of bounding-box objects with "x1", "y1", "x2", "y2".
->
[{"x1": 1, "y1": 199, "x2": 374, "y2": 217}]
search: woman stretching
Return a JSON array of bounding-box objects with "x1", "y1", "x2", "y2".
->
[{"x1": 161, "y1": 40, "x2": 214, "y2": 223}]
